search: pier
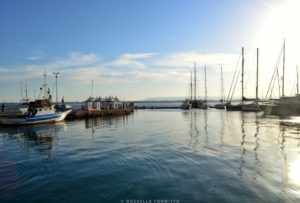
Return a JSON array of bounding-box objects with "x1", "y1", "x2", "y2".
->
[{"x1": 66, "y1": 108, "x2": 132, "y2": 119}]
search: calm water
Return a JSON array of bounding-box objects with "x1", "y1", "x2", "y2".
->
[{"x1": 1, "y1": 109, "x2": 300, "y2": 202}]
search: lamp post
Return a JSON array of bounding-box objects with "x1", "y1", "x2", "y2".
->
[{"x1": 53, "y1": 72, "x2": 60, "y2": 103}]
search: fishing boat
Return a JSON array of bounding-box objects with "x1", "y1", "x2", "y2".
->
[
  {"x1": 0, "y1": 99, "x2": 71, "y2": 125},
  {"x1": 0, "y1": 72, "x2": 72, "y2": 125},
  {"x1": 215, "y1": 66, "x2": 226, "y2": 109},
  {"x1": 241, "y1": 48, "x2": 261, "y2": 112}
]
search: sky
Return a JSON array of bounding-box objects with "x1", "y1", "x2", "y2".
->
[{"x1": 0, "y1": 0, "x2": 300, "y2": 102}]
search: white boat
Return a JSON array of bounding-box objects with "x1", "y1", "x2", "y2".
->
[
  {"x1": 180, "y1": 100, "x2": 191, "y2": 109},
  {"x1": 0, "y1": 99, "x2": 72, "y2": 125},
  {"x1": 0, "y1": 71, "x2": 72, "y2": 125}
]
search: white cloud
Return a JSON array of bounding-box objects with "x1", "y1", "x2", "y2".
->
[
  {"x1": 24, "y1": 52, "x2": 101, "y2": 72},
  {"x1": 105, "y1": 53, "x2": 156, "y2": 69},
  {"x1": 154, "y1": 51, "x2": 239, "y2": 72},
  {"x1": 26, "y1": 56, "x2": 42, "y2": 61}
]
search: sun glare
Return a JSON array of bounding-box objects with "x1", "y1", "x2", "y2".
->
[
  {"x1": 289, "y1": 157, "x2": 300, "y2": 186},
  {"x1": 255, "y1": 0, "x2": 300, "y2": 93}
]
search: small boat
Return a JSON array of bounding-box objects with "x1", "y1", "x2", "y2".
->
[
  {"x1": 180, "y1": 100, "x2": 191, "y2": 109},
  {"x1": 226, "y1": 103, "x2": 242, "y2": 111},
  {"x1": 0, "y1": 99, "x2": 71, "y2": 125},
  {"x1": 215, "y1": 103, "x2": 226, "y2": 109},
  {"x1": 0, "y1": 72, "x2": 72, "y2": 125}
]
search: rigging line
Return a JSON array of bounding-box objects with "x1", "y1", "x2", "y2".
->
[
  {"x1": 52, "y1": 78, "x2": 56, "y2": 99},
  {"x1": 290, "y1": 76, "x2": 296, "y2": 96},
  {"x1": 244, "y1": 51, "x2": 256, "y2": 95},
  {"x1": 276, "y1": 67, "x2": 281, "y2": 98},
  {"x1": 226, "y1": 51, "x2": 242, "y2": 102},
  {"x1": 265, "y1": 46, "x2": 283, "y2": 100},
  {"x1": 230, "y1": 60, "x2": 242, "y2": 102}
]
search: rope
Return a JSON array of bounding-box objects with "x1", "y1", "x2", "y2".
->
[{"x1": 226, "y1": 51, "x2": 241, "y2": 102}]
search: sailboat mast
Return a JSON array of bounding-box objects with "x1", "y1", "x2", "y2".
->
[
  {"x1": 190, "y1": 71, "x2": 193, "y2": 101},
  {"x1": 256, "y1": 48, "x2": 259, "y2": 103},
  {"x1": 194, "y1": 61, "x2": 196, "y2": 101},
  {"x1": 297, "y1": 64, "x2": 299, "y2": 95},
  {"x1": 43, "y1": 71, "x2": 47, "y2": 99},
  {"x1": 282, "y1": 38, "x2": 285, "y2": 96},
  {"x1": 20, "y1": 80, "x2": 23, "y2": 100},
  {"x1": 25, "y1": 82, "x2": 28, "y2": 101},
  {"x1": 92, "y1": 80, "x2": 94, "y2": 101},
  {"x1": 242, "y1": 47, "x2": 244, "y2": 105},
  {"x1": 221, "y1": 65, "x2": 224, "y2": 102},
  {"x1": 205, "y1": 65, "x2": 207, "y2": 101}
]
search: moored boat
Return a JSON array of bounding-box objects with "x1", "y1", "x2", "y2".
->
[{"x1": 0, "y1": 99, "x2": 72, "y2": 125}]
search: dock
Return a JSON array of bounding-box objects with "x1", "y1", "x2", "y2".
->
[{"x1": 66, "y1": 108, "x2": 132, "y2": 119}]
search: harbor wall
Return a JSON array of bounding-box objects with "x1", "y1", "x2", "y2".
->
[{"x1": 66, "y1": 108, "x2": 132, "y2": 119}]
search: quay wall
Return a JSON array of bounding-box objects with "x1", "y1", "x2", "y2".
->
[{"x1": 67, "y1": 108, "x2": 132, "y2": 119}]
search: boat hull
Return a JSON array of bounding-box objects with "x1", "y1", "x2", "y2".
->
[
  {"x1": 0, "y1": 110, "x2": 72, "y2": 125},
  {"x1": 226, "y1": 104, "x2": 242, "y2": 111},
  {"x1": 241, "y1": 104, "x2": 261, "y2": 112},
  {"x1": 215, "y1": 103, "x2": 226, "y2": 109}
]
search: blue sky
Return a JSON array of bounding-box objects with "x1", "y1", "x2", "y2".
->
[{"x1": 0, "y1": 0, "x2": 299, "y2": 101}]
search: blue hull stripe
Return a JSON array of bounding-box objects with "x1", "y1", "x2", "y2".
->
[
  {"x1": 26, "y1": 115, "x2": 61, "y2": 122},
  {"x1": 29, "y1": 113, "x2": 58, "y2": 118}
]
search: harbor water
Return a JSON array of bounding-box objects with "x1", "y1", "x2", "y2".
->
[{"x1": 1, "y1": 109, "x2": 300, "y2": 202}]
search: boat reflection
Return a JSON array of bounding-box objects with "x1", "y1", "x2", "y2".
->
[
  {"x1": 0, "y1": 123, "x2": 65, "y2": 153},
  {"x1": 84, "y1": 115, "x2": 129, "y2": 130}
]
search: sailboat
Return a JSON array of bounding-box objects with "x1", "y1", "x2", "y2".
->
[
  {"x1": 200, "y1": 65, "x2": 209, "y2": 109},
  {"x1": 260, "y1": 38, "x2": 300, "y2": 115},
  {"x1": 241, "y1": 48, "x2": 261, "y2": 112},
  {"x1": 180, "y1": 71, "x2": 192, "y2": 110},
  {"x1": 215, "y1": 66, "x2": 226, "y2": 109},
  {"x1": 227, "y1": 47, "x2": 244, "y2": 111}
]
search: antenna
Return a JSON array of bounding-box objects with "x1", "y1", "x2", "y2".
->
[{"x1": 53, "y1": 72, "x2": 60, "y2": 104}]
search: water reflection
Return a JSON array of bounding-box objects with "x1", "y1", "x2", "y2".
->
[
  {"x1": 0, "y1": 123, "x2": 64, "y2": 153},
  {"x1": 84, "y1": 115, "x2": 129, "y2": 130}
]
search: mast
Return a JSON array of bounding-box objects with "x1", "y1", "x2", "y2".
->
[
  {"x1": 221, "y1": 65, "x2": 224, "y2": 103},
  {"x1": 92, "y1": 80, "x2": 94, "y2": 101},
  {"x1": 53, "y1": 72, "x2": 60, "y2": 104},
  {"x1": 20, "y1": 80, "x2": 23, "y2": 100},
  {"x1": 256, "y1": 48, "x2": 259, "y2": 103},
  {"x1": 297, "y1": 64, "x2": 299, "y2": 95},
  {"x1": 242, "y1": 47, "x2": 244, "y2": 104},
  {"x1": 190, "y1": 71, "x2": 193, "y2": 101},
  {"x1": 194, "y1": 61, "x2": 196, "y2": 101},
  {"x1": 43, "y1": 71, "x2": 48, "y2": 99},
  {"x1": 282, "y1": 38, "x2": 285, "y2": 96},
  {"x1": 25, "y1": 82, "x2": 28, "y2": 101},
  {"x1": 204, "y1": 65, "x2": 207, "y2": 101}
]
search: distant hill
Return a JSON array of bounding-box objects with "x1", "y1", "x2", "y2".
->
[{"x1": 142, "y1": 96, "x2": 240, "y2": 102}]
